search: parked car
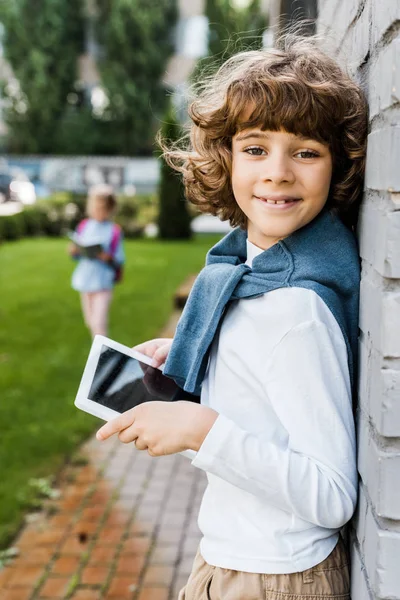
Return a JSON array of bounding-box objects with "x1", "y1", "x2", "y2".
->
[{"x1": 0, "y1": 168, "x2": 36, "y2": 205}]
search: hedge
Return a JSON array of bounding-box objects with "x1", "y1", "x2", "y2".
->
[{"x1": 0, "y1": 193, "x2": 153, "y2": 243}]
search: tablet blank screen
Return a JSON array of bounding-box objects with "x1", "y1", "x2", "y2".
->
[{"x1": 88, "y1": 345, "x2": 198, "y2": 413}]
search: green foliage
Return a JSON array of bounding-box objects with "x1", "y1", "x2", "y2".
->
[
  {"x1": 0, "y1": 0, "x2": 84, "y2": 154},
  {"x1": 95, "y1": 0, "x2": 178, "y2": 155},
  {"x1": 17, "y1": 477, "x2": 60, "y2": 511},
  {"x1": 0, "y1": 214, "x2": 24, "y2": 241},
  {"x1": 0, "y1": 192, "x2": 155, "y2": 242},
  {"x1": 193, "y1": 0, "x2": 267, "y2": 80},
  {"x1": 157, "y1": 109, "x2": 192, "y2": 240}
]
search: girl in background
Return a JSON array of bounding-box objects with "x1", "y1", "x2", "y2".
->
[{"x1": 68, "y1": 184, "x2": 124, "y2": 338}]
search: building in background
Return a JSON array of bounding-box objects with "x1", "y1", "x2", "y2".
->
[{"x1": 164, "y1": 0, "x2": 208, "y2": 121}]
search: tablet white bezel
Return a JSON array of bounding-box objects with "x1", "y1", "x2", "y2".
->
[
  {"x1": 75, "y1": 335, "x2": 197, "y2": 461},
  {"x1": 74, "y1": 334, "x2": 158, "y2": 422}
]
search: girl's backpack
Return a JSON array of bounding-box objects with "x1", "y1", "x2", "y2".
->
[{"x1": 77, "y1": 219, "x2": 123, "y2": 283}]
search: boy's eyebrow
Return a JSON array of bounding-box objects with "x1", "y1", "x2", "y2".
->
[
  {"x1": 235, "y1": 131, "x2": 270, "y2": 142},
  {"x1": 234, "y1": 131, "x2": 318, "y2": 143}
]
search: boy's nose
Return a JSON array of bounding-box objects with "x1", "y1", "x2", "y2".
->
[{"x1": 261, "y1": 155, "x2": 295, "y2": 184}]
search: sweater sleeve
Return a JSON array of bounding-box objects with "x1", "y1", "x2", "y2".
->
[{"x1": 191, "y1": 320, "x2": 357, "y2": 529}]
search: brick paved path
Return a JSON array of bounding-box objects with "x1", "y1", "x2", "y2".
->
[
  {"x1": 0, "y1": 431, "x2": 207, "y2": 600},
  {"x1": 0, "y1": 277, "x2": 208, "y2": 600}
]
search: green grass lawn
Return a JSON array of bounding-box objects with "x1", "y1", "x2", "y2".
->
[{"x1": 0, "y1": 234, "x2": 220, "y2": 549}]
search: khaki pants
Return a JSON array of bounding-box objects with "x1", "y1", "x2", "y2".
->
[{"x1": 178, "y1": 536, "x2": 350, "y2": 600}]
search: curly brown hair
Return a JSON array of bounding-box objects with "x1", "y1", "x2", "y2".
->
[{"x1": 162, "y1": 34, "x2": 368, "y2": 229}]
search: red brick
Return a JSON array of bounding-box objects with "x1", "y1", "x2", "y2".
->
[
  {"x1": 51, "y1": 556, "x2": 81, "y2": 575},
  {"x1": 75, "y1": 466, "x2": 98, "y2": 483},
  {"x1": 137, "y1": 587, "x2": 169, "y2": 600},
  {"x1": 35, "y1": 529, "x2": 66, "y2": 546},
  {"x1": 39, "y1": 576, "x2": 71, "y2": 598},
  {"x1": 72, "y1": 521, "x2": 99, "y2": 536},
  {"x1": 104, "y1": 511, "x2": 131, "y2": 527},
  {"x1": 71, "y1": 590, "x2": 101, "y2": 600},
  {"x1": 115, "y1": 554, "x2": 146, "y2": 575},
  {"x1": 7, "y1": 566, "x2": 44, "y2": 587},
  {"x1": 88, "y1": 546, "x2": 116, "y2": 565},
  {"x1": 105, "y1": 576, "x2": 139, "y2": 598},
  {"x1": 14, "y1": 530, "x2": 39, "y2": 548},
  {"x1": 12, "y1": 547, "x2": 54, "y2": 568},
  {"x1": 80, "y1": 506, "x2": 106, "y2": 521},
  {"x1": 59, "y1": 495, "x2": 85, "y2": 511},
  {"x1": 0, "y1": 588, "x2": 33, "y2": 600},
  {"x1": 96, "y1": 527, "x2": 125, "y2": 545},
  {"x1": 87, "y1": 491, "x2": 110, "y2": 505},
  {"x1": 121, "y1": 535, "x2": 151, "y2": 556},
  {"x1": 80, "y1": 566, "x2": 108, "y2": 585},
  {"x1": 46, "y1": 513, "x2": 73, "y2": 529},
  {"x1": 59, "y1": 536, "x2": 91, "y2": 555},
  {"x1": 0, "y1": 568, "x2": 14, "y2": 588}
]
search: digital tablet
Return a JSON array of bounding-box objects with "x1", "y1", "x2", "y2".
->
[{"x1": 75, "y1": 335, "x2": 200, "y2": 423}]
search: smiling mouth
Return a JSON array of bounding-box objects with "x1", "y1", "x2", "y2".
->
[{"x1": 254, "y1": 196, "x2": 302, "y2": 205}]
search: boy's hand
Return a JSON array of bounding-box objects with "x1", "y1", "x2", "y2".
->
[
  {"x1": 134, "y1": 338, "x2": 173, "y2": 367},
  {"x1": 96, "y1": 401, "x2": 218, "y2": 456}
]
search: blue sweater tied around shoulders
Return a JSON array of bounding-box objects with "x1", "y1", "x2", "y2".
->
[{"x1": 164, "y1": 209, "x2": 360, "y2": 397}]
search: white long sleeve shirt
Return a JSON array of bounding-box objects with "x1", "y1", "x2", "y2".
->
[{"x1": 191, "y1": 240, "x2": 357, "y2": 574}]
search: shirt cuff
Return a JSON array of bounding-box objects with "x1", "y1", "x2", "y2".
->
[{"x1": 191, "y1": 414, "x2": 237, "y2": 471}]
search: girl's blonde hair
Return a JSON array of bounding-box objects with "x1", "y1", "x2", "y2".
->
[
  {"x1": 87, "y1": 184, "x2": 117, "y2": 213},
  {"x1": 162, "y1": 34, "x2": 368, "y2": 229}
]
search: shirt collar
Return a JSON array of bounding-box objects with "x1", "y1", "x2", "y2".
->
[{"x1": 246, "y1": 239, "x2": 265, "y2": 267}]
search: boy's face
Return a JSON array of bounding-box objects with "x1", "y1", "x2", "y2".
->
[{"x1": 231, "y1": 128, "x2": 333, "y2": 250}]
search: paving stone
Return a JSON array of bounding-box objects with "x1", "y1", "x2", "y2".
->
[
  {"x1": 142, "y1": 565, "x2": 174, "y2": 587},
  {"x1": 115, "y1": 555, "x2": 146, "y2": 576},
  {"x1": 71, "y1": 590, "x2": 101, "y2": 600},
  {"x1": 88, "y1": 546, "x2": 117, "y2": 566},
  {"x1": 38, "y1": 576, "x2": 71, "y2": 598},
  {"x1": 51, "y1": 556, "x2": 81, "y2": 575},
  {"x1": 0, "y1": 589, "x2": 33, "y2": 600},
  {"x1": 7, "y1": 565, "x2": 44, "y2": 587},
  {"x1": 80, "y1": 565, "x2": 109, "y2": 586},
  {"x1": 137, "y1": 587, "x2": 169, "y2": 600},
  {"x1": 104, "y1": 576, "x2": 139, "y2": 598}
]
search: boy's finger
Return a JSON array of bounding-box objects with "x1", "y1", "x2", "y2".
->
[
  {"x1": 96, "y1": 411, "x2": 135, "y2": 441},
  {"x1": 152, "y1": 344, "x2": 170, "y2": 367}
]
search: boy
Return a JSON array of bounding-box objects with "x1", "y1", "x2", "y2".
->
[{"x1": 96, "y1": 34, "x2": 367, "y2": 599}]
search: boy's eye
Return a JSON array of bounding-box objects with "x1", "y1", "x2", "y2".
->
[
  {"x1": 244, "y1": 146, "x2": 266, "y2": 156},
  {"x1": 295, "y1": 150, "x2": 319, "y2": 159}
]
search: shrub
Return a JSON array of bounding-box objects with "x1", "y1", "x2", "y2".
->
[
  {"x1": 157, "y1": 108, "x2": 192, "y2": 240},
  {"x1": 0, "y1": 214, "x2": 24, "y2": 241}
]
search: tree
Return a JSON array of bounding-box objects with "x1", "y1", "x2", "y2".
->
[
  {"x1": 157, "y1": 108, "x2": 192, "y2": 240},
  {"x1": 194, "y1": 0, "x2": 267, "y2": 80},
  {"x1": 0, "y1": 0, "x2": 84, "y2": 154},
  {"x1": 95, "y1": 0, "x2": 178, "y2": 156}
]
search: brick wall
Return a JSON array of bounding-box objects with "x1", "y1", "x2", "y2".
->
[{"x1": 316, "y1": 1, "x2": 400, "y2": 598}]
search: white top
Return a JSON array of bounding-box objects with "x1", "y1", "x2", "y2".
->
[{"x1": 191, "y1": 239, "x2": 357, "y2": 574}]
